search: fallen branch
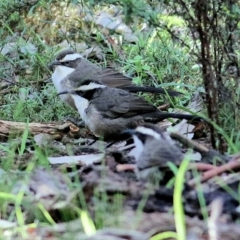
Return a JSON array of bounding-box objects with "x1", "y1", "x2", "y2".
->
[
  {"x1": 188, "y1": 158, "x2": 240, "y2": 187},
  {"x1": 170, "y1": 131, "x2": 209, "y2": 153},
  {"x1": 189, "y1": 162, "x2": 217, "y2": 171},
  {"x1": 0, "y1": 120, "x2": 94, "y2": 140},
  {"x1": 170, "y1": 131, "x2": 229, "y2": 163}
]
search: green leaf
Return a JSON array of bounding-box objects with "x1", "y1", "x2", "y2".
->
[{"x1": 142, "y1": 65, "x2": 150, "y2": 71}]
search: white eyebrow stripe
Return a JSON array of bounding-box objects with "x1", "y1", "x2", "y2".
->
[
  {"x1": 60, "y1": 53, "x2": 82, "y2": 61},
  {"x1": 136, "y1": 126, "x2": 161, "y2": 139},
  {"x1": 76, "y1": 82, "x2": 106, "y2": 91}
]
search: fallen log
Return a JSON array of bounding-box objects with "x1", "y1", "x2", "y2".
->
[{"x1": 0, "y1": 120, "x2": 93, "y2": 140}]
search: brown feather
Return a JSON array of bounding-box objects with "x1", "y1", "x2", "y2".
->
[{"x1": 90, "y1": 88, "x2": 157, "y2": 119}]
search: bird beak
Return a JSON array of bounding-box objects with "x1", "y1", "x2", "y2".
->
[
  {"x1": 121, "y1": 129, "x2": 136, "y2": 136},
  {"x1": 57, "y1": 90, "x2": 80, "y2": 96},
  {"x1": 48, "y1": 60, "x2": 61, "y2": 70},
  {"x1": 57, "y1": 91, "x2": 72, "y2": 96}
]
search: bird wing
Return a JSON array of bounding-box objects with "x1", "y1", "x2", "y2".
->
[
  {"x1": 90, "y1": 87, "x2": 157, "y2": 118},
  {"x1": 68, "y1": 59, "x2": 131, "y2": 87},
  {"x1": 100, "y1": 68, "x2": 133, "y2": 88},
  {"x1": 67, "y1": 59, "x2": 102, "y2": 87},
  {"x1": 67, "y1": 61, "x2": 181, "y2": 97},
  {"x1": 138, "y1": 139, "x2": 183, "y2": 169},
  {"x1": 100, "y1": 69, "x2": 182, "y2": 96}
]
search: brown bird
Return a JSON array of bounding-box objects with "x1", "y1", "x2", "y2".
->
[
  {"x1": 124, "y1": 123, "x2": 183, "y2": 169},
  {"x1": 49, "y1": 49, "x2": 182, "y2": 110},
  {"x1": 58, "y1": 79, "x2": 202, "y2": 142},
  {"x1": 123, "y1": 123, "x2": 184, "y2": 181}
]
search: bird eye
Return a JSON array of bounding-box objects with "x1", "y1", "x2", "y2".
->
[{"x1": 65, "y1": 61, "x2": 70, "y2": 65}]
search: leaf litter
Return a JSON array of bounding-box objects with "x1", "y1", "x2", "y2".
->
[{"x1": 1, "y1": 116, "x2": 240, "y2": 239}]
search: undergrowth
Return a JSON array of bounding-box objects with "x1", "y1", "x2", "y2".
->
[{"x1": 0, "y1": 0, "x2": 239, "y2": 239}]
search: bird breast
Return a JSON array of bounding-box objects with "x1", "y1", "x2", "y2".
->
[
  {"x1": 71, "y1": 94, "x2": 90, "y2": 122},
  {"x1": 82, "y1": 105, "x2": 103, "y2": 137},
  {"x1": 52, "y1": 66, "x2": 75, "y2": 92},
  {"x1": 52, "y1": 66, "x2": 76, "y2": 108},
  {"x1": 71, "y1": 95, "x2": 104, "y2": 138}
]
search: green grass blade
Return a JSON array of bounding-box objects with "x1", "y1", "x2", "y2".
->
[
  {"x1": 73, "y1": 206, "x2": 96, "y2": 236},
  {"x1": 150, "y1": 231, "x2": 178, "y2": 240},
  {"x1": 19, "y1": 119, "x2": 29, "y2": 155},
  {"x1": 174, "y1": 157, "x2": 190, "y2": 240}
]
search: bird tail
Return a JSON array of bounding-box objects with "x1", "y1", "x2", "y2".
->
[{"x1": 143, "y1": 112, "x2": 202, "y2": 122}]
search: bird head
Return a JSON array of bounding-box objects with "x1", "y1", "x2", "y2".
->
[
  {"x1": 48, "y1": 49, "x2": 83, "y2": 70},
  {"x1": 123, "y1": 124, "x2": 162, "y2": 143},
  {"x1": 122, "y1": 124, "x2": 168, "y2": 157},
  {"x1": 56, "y1": 79, "x2": 105, "y2": 99},
  {"x1": 121, "y1": 125, "x2": 162, "y2": 154}
]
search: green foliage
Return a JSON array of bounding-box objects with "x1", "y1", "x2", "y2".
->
[
  {"x1": 86, "y1": 0, "x2": 159, "y2": 24},
  {"x1": 121, "y1": 29, "x2": 201, "y2": 107},
  {"x1": 159, "y1": 15, "x2": 186, "y2": 28}
]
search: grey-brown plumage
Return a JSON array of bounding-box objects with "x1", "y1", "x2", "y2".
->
[
  {"x1": 49, "y1": 49, "x2": 182, "y2": 107},
  {"x1": 128, "y1": 123, "x2": 183, "y2": 169},
  {"x1": 125, "y1": 123, "x2": 183, "y2": 181},
  {"x1": 58, "y1": 81, "x2": 201, "y2": 141}
]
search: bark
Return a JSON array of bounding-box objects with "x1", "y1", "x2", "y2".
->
[
  {"x1": 194, "y1": 0, "x2": 219, "y2": 149},
  {"x1": 0, "y1": 120, "x2": 93, "y2": 140}
]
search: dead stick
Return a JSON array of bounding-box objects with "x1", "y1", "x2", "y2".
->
[
  {"x1": 116, "y1": 162, "x2": 216, "y2": 173},
  {"x1": 170, "y1": 131, "x2": 209, "y2": 153},
  {"x1": 188, "y1": 158, "x2": 240, "y2": 187},
  {"x1": 116, "y1": 164, "x2": 136, "y2": 172},
  {"x1": 189, "y1": 162, "x2": 217, "y2": 171}
]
